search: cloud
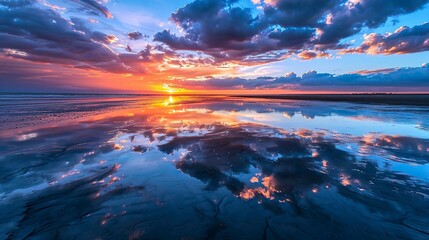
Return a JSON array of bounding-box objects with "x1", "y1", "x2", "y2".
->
[
  {"x1": 70, "y1": 17, "x2": 118, "y2": 44},
  {"x1": 125, "y1": 45, "x2": 133, "y2": 52},
  {"x1": 128, "y1": 31, "x2": 143, "y2": 40},
  {"x1": 294, "y1": 65, "x2": 429, "y2": 88},
  {"x1": 155, "y1": 0, "x2": 429, "y2": 62},
  {"x1": 362, "y1": 134, "x2": 429, "y2": 164},
  {"x1": 317, "y1": 0, "x2": 429, "y2": 45},
  {"x1": 267, "y1": 27, "x2": 315, "y2": 49},
  {"x1": 342, "y1": 22, "x2": 429, "y2": 55},
  {"x1": 1, "y1": 0, "x2": 428, "y2": 92},
  {"x1": 0, "y1": 0, "x2": 229, "y2": 79},
  {"x1": 173, "y1": 65, "x2": 429, "y2": 91},
  {"x1": 0, "y1": 1, "x2": 147, "y2": 74},
  {"x1": 154, "y1": 0, "x2": 317, "y2": 63},
  {"x1": 154, "y1": 0, "x2": 278, "y2": 62},
  {"x1": 353, "y1": 68, "x2": 396, "y2": 75},
  {"x1": 297, "y1": 50, "x2": 331, "y2": 60},
  {"x1": 262, "y1": 0, "x2": 342, "y2": 27},
  {"x1": 70, "y1": 0, "x2": 112, "y2": 18}
]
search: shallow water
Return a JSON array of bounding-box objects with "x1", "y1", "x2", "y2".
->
[{"x1": 0, "y1": 95, "x2": 428, "y2": 239}]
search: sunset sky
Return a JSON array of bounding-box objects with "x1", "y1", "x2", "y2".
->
[{"x1": 1, "y1": 0, "x2": 428, "y2": 93}]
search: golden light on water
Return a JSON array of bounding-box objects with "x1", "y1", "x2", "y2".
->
[{"x1": 163, "y1": 95, "x2": 175, "y2": 106}]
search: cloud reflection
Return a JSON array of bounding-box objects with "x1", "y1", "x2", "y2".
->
[{"x1": 1, "y1": 96, "x2": 428, "y2": 239}]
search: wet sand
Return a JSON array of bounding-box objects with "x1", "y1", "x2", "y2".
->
[{"x1": 0, "y1": 95, "x2": 428, "y2": 239}]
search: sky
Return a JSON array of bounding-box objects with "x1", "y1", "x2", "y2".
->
[{"x1": 0, "y1": 0, "x2": 428, "y2": 94}]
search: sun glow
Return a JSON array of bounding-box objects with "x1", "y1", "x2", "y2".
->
[{"x1": 161, "y1": 83, "x2": 184, "y2": 94}]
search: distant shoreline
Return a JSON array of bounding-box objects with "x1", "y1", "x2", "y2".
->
[
  {"x1": 2, "y1": 92, "x2": 429, "y2": 96},
  {"x1": 232, "y1": 94, "x2": 429, "y2": 106},
  {"x1": 1, "y1": 92, "x2": 429, "y2": 106}
]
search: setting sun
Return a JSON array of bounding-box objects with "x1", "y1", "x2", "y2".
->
[{"x1": 161, "y1": 83, "x2": 185, "y2": 95}]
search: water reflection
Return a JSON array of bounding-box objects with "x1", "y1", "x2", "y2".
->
[{"x1": 0, "y1": 95, "x2": 428, "y2": 239}]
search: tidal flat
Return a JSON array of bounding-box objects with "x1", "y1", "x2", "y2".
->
[{"x1": 0, "y1": 94, "x2": 428, "y2": 239}]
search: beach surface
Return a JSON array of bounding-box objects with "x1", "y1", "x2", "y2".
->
[{"x1": 0, "y1": 94, "x2": 428, "y2": 239}]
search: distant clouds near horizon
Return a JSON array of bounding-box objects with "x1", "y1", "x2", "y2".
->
[{"x1": 0, "y1": 0, "x2": 428, "y2": 93}]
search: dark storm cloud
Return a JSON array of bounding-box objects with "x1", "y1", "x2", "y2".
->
[
  {"x1": 154, "y1": 0, "x2": 286, "y2": 62},
  {"x1": 0, "y1": 1, "x2": 147, "y2": 74},
  {"x1": 0, "y1": 0, "x2": 216, "y2": 76},
  {"x1": 268, "y1": 27, "x2": 315, "y2": 49},
  {"x1": 343, "y1": 22, "x2": 429, "y2": 55},
  {"x1": 262, "y1": 0, "x2": 342, "y2": 27},
  {"x1": 175, "y1": 65, "x2": 429, "y2": 90},
  {"x1": 70, "y1": 0, "x2": 112, "y2": 18},
  {"x1": 155, "y1": 0, "x2": 429, "y2": 62},
  {"x1": 0, "y1": 7, "x2": 113, "y2": 63},
  {"x1": 171, "y1": 0, "x2": 260, "y2": 45}
]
